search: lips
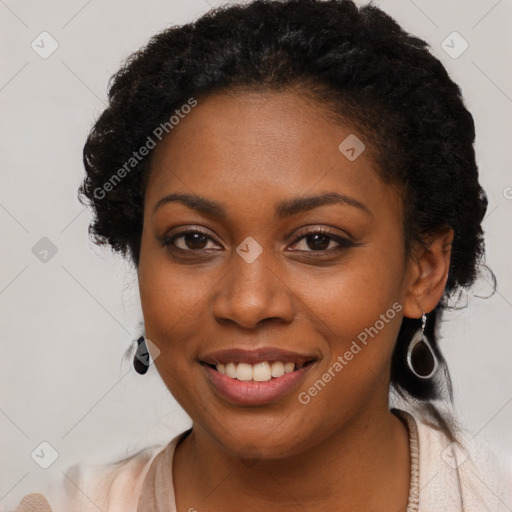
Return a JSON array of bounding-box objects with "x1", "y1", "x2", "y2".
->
[
  {"x1": 200, "y1": 347, "x2": 318, "y2": 367},
  {"x1": 199, "y1": 346, "x2": 319, "y2": 405}
]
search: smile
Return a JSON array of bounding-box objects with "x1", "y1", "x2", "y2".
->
[
  {"x1": 200, "y1": 347, "x2": 318, "y2": 406},
  {"x1": 208, "y1": 360, "x2": 312, "y2": 382}
]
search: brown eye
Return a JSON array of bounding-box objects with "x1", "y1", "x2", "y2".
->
[
  {"x1": 301, "y1": 233, "x2": 334, "y2": 251},
  {"x1": 179, "y1": 232, "x2": 208, "y2": 250},
  {"x1": 290, "y1": 229, "x2": 355, "y2": 253},
  {"x1": 162, "y1": 229, "x2": 220, "y2": 252}
]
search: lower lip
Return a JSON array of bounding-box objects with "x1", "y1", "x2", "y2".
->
[{"x1": 202, "y1": 363, "x2": 315, "y2": 406}]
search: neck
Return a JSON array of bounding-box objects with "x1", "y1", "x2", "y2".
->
[{"x1": 173, "y1": 404, "x2": 411, "y2": 512}]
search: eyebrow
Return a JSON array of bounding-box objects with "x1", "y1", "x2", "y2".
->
[{"x1": 152, "y1": 191, "x2": 371, "y2": 218}]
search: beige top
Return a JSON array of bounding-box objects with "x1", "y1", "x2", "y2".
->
[{"x1": 11, "y1": 409, "x2": 511, "y2": 512}]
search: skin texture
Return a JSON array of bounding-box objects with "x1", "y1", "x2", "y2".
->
[{"x1": 138, "y1": 90, "x2": 454, "y2": 512}]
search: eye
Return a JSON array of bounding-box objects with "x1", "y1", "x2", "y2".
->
[
  {"x1": 162, "y1": 229, "x2": 221, "y2": 252},
  {"x1": 161, "y1": 226, "x2": 357, "y2": 256},
  {"x1": 288, "y1": 228, "x2": 355, "y2": 254}
]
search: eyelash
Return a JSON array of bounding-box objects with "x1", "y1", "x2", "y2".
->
[{"x1": 161, "y1": 227, "x2": 356, "y2": 256}]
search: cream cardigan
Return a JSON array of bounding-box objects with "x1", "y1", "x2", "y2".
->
[{"x1": 11, "y1": 409, "x2": 512, "y2": 512}]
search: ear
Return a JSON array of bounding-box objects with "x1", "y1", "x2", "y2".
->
[{"x1": 402, "y1": 226, "x2": 454, "y2": 318}]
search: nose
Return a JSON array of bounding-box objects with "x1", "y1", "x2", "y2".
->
[{"x1": 211, "y1": 248, "x2": 295, "y2": 330}]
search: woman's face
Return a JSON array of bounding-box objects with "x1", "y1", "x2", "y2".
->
[{"x1": 138, "y1": 90, "x2": 416, "y2": 458}]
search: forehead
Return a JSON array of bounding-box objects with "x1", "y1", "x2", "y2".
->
[{"x1": 146, "y1": 90, "x2": 390, "y2": 213}]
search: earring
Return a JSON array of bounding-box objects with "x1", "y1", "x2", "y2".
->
[
  {"x1": 133, "y1": 336, "x2": 150, "y2": 375},
  {"x1": 406, "y1": 310, "x2": 439, "y2": 379}
]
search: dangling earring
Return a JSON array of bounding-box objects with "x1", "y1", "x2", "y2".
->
[
  {"x1": 133, "y1": 335, "x2": 150, "y2": 375},
  {"x1": 406, "y1": 310, "x2": 439, "y2": 379}
]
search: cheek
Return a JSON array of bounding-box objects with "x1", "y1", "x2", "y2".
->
[
  {"x1": 138, "y1": 244, "x2": 207, "y2": 408},
  {"x1": 295, "y1": 263, "x2": 403, "y2": 428},
  {"x1": 138, "y1": 235, "x2": 192, "y2": 363},
  {"x1": 304, "y1": 248, "x2": 403, "y2": 333},
  {"x1": 138, "y1": 229, "x2": 205, "y2": 326},
  {"x1": 137, "y1": 232, "x2": 227, "y2": 392},
  {"x1": 300, "y1": 269, "x2": 403, "y2": 375},
  {"x1": 139, "y1": 268, "x2": 205, "y2": 353},
  {"x1": 298, "y1": 232, "x2": 406, "y2": 385}
]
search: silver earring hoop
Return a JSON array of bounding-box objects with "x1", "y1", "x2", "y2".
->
[{"x1": 406, "y1": 311, "x2": 439, "y2": 379}]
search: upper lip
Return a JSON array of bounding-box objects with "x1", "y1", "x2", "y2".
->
[{"x1": 200, "y1": 347, "x2": 319, "y2": 366}]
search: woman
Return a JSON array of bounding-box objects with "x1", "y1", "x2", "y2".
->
[{"x1": 13, "y1": 0, "x2": 510, "y2": 510}]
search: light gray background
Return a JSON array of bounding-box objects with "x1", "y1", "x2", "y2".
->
[{"x1": 1, "y1": 0, "x2": 511, "y2": 508}]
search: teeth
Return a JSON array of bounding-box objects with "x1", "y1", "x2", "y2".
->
[
  {"x1": 225, "y1": 362, "x2": 237, "y2": 378},
  {"x1": 284, "y1": 362, "x2": 295, "y2": 374},
  {"x1": 236, "y1": 363, "x2": 253, "y2": 381},
  {"x1": 253, "y1": 362, "x2": 272, "y2": 382},
  {"x1": 214, "y1": 361, "x2": 302, "y2": 381},
  {"x1": 270, "y1": 361, "x2": 284, "y2": 378}
]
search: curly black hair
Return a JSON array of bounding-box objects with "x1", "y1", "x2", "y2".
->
[{"x1": 78, "y1": 0, "x2": 495, "y2": 441}]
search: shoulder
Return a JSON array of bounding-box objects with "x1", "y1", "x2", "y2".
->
[
  {"x1": 58, "y1": 443, "x2": 167, "y2": 511},
  {"x1": 12, "y1": 442, "x2": 169, "y2": 512},
  {"x1": 399, "y1": 408, "x2": 512, "y2": 512}
]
